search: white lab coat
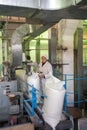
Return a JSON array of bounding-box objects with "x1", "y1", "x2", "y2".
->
[{"x1": 39, "y1": 61, "x2": 53, "y2": 94}]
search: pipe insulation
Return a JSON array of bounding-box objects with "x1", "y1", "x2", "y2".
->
[{"x1": 11, "y1": 24, "x2": 30, "y2": 66}]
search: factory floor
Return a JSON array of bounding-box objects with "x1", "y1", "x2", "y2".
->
[
  {"x1": 0, "y1": 106, "x2": 87, "y2": 130},
  {"x1": 0, "y1": 123, "x2": 34, "y2": 130},
  {"x1": 0, "y1": 118, "x2": 84, "y2": 130},
  {"x1": 67, "y1": 106, "x2": 87, "y2": 130}
]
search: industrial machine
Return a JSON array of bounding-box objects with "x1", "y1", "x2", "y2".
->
[
  {"x1": 0, "y1": 61, "x2": 23, "y2": 125},
  {"x1": 0, "y1": 24, "x2": 74, "y2": 130}
]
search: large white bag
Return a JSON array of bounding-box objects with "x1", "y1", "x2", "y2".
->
[
  {"x1": 42, "y1": 76, "x2": 65, "y2": 130},
  {"x1": 27, "y1": 73, "x2": 40, "y2": 102}
]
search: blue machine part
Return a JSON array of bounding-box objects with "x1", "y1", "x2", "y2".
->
[
  {"x1": 24, "y1": 85, "x2": 37, "y2": 116},
  {"x1": 23, "y1": 83, "x2": 44, "y2": 116},
  {"x1": 63, "y1": 74, "x2": 87, "y2": 112}
]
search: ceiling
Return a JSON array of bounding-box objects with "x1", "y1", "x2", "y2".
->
[
  {"x1": 0, "y1": 0, "x2": 87, "y2": 25},
  {"x1": 0, "y1": 0, "x2": 87, "y2": 41}
]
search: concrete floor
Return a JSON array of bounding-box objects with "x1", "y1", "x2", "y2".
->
[{"x1": 0, "y1": 106, "x2": 87, "y2": 130}]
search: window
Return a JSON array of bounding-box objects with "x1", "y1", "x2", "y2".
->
[{"x1": 25, "y1": 31, "x2": 49, "y2": 63}]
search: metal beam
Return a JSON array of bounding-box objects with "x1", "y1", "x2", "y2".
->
[{"x1": 24, "y1": 23, "x2": 57, "y2": 42}]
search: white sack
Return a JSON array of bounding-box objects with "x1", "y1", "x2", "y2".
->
[
  {"x1": 27, "y1": 73, "x2": 40, "y2": 102},
  {"x1": 42, "y1": 76, "x2": 65, "y2": 130}
]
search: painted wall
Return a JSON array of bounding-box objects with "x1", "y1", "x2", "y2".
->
[{"x1": 58, "y1": 19, "x2": 83, "y2": 106}]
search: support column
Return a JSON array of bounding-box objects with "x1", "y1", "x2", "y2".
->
[{"x1": 62, "y1": 19, "x2": 82, "y2": 106}]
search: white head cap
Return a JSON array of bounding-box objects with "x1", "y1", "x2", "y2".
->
[{"x1": 42, "y1": 54, "x2": 48, "y2": 59}]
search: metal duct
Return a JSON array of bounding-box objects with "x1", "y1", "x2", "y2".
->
[
  {"x1": 0, "y1": 0, "x2": 82, "y2": 10},
  {"x1": 11, "y1": 24, "x2": 30, "y2": 67},
  {"x1": 11, "y1": 24, "x2": 42, "y2": 67},
  {"x1": 40, "y1": 0, "x2": 77, "y2": 10}
]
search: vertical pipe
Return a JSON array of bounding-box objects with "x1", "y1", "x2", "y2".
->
[
  {"x1": 78, "y1": 77, "x2": 81, "y2": 108},
  {"x1": 64, "y1": 74, "x2": 67, "y2": 112}
]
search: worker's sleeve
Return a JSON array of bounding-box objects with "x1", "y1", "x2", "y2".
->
[
  {"x1": 44, "y1": 63, "x2": 53, "y2": 79},
  {"x1": 38, "y1": 63, "x2": 42, "y2": 72}
]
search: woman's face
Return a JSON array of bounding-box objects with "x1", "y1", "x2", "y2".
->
[{"x1": 41, "y1": 56, "x2": 47, "y2": 63}]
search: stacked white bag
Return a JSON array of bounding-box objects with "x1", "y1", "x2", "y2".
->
[
  {"x1": 42, "y1": 76, "x2": 65, "y2": 130},
  {"x1": 27, "y1": 72, "x2": 40, "y2": 102}
]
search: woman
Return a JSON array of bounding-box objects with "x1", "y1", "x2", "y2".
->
[{"x1": 38, "y1": 55, "x2": 53, "y2": 94}]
